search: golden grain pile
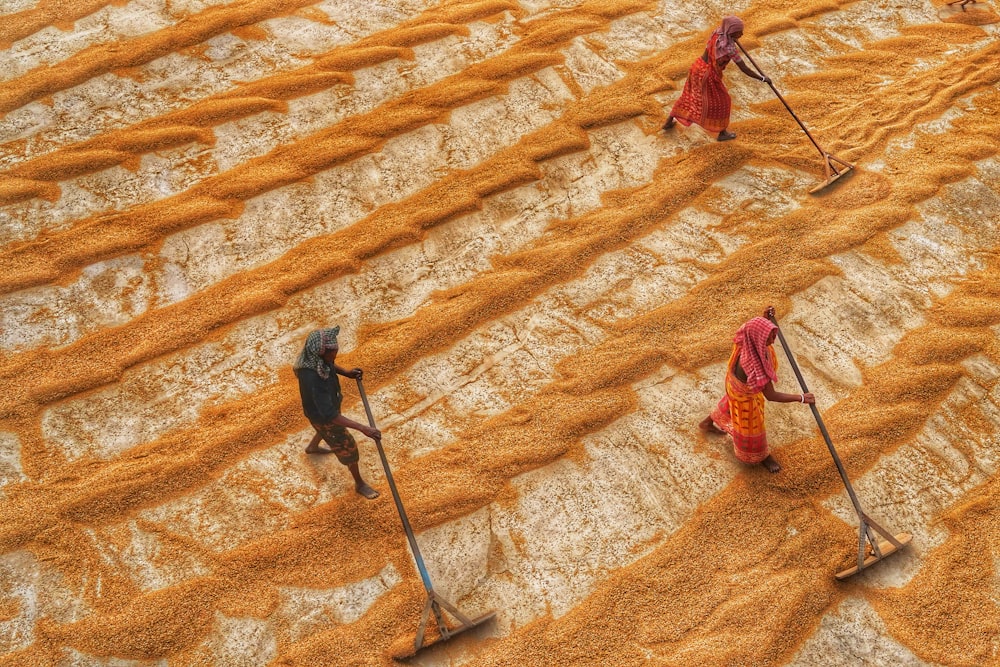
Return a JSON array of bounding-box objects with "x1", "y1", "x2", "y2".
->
[{"x1": 0, "y1": 0, "x2": 998, "y2": 664}]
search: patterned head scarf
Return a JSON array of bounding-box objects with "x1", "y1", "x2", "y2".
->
[
  {"x1": 734, "y1": 316, "x2": 777, "y2": 392},
  {"x1": 711, "y1": 15, "x2": 744, "y2": 58},
  {"x1": 294, "y1": 327, "x2": 340, "y2": 379}
]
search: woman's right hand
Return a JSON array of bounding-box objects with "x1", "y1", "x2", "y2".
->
[
  {"x1": 801, "y1": 392, "x2": 815, "y2": 405},
  {"x1": 363, "y1": 426, "x2": 382, "y2": 441}
]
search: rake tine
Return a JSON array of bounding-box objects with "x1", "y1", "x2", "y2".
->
[
  {"x1": 865, "y1": 514, "x2": 906, "y2": 549},
  {"x1": 858, "y1": 525, "x2": 868, "y2": 572},
  {"x1": 415, "y1": 597, "x2": 433, "y2": 650}
]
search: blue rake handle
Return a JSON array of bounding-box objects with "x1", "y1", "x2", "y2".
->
[{"x1": 355, "y1": 376, "x2": 435, "y2": 593}]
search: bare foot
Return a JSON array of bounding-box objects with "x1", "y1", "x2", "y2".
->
[
  {"x1": 356, "y1": 482, "x2": 380, "y2": 500},
  {"x1": 663, "y1": 116, "x2": 676, "y2": 130},
  {"x1": 698, "y1": 416, "x2": 724, "y2": 434},
  {"x1": 761, "y1": 455, "x2": 782, "y2": 473},
  {"x1": 305, "y1": 445, "x2": 334, "y2": 454},
  {"x1": 717, "y1": 130, "x2": 737, "y2": 141}
]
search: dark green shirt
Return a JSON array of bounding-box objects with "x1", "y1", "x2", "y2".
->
[{"x1": 294, "y1": 368, "x2": 342, "y2": 424}]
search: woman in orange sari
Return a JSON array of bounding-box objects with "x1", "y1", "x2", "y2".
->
[
  {"x1": 664, "y1": 16, "x2": 770, "y2": 141},
  {"x1": 700, "y1": 306, "x2": 815, "y2": 472}
]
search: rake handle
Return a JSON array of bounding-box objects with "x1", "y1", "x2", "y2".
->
[
  {"x1": 766, "y1": 315, "x2": 868, "y2": 520},
  {"x1": 356, "y1": 376, "x2": 436, "y2": 594},
  {"x1": 735, "y1": 40, "x2": 826, "y2": 157}
]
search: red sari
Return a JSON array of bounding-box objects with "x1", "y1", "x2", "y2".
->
[{"x1": 669, "y1": 33, "x2": 740, "y2": 134}]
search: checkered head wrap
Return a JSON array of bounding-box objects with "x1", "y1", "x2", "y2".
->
[
  {"x1": 294, "y1": 327, "x2": 340, "y2": 379},
  {"x1": 734, "y1": 316, "x2": 777, "y2": 392}
]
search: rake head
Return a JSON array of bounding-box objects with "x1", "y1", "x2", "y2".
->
[
  {"x1": 835, "y1": 530, "x2": 912, "y2": 580},
  {"x1": 389, "y1": 592, "x2": 496, "y2": 659},
  {"x1": 809, "y1": 151, "x2": 855, "y2": 194}
]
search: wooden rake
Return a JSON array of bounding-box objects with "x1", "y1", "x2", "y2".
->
[
  {"x1": 736, "y1": 40, "x2": 855, "y2": 194},
  {"x1": 355, "y1": 377, "x2": 496, "y2": 656},
  {"x1": 767, "y1": 315, "x2": 911, "y2": 579}
]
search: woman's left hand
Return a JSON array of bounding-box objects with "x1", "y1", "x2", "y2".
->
[{"x1": 760, "y1": 75, "x2": 771, "y2": 84}]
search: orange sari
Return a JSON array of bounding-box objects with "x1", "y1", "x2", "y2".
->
[{"x1": 711, "y1": 344, "x2": 779, "y2": 463}]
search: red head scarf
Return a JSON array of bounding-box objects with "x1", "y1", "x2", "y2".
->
[
  {"x1": 711, "y1": 15, "x2": 744, "y2": 58},
  {"x1": 734, "y1": 316, "x2": 777, "y2": 392}
]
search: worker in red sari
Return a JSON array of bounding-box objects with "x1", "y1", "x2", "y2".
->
[
  {"x1": 664, "y1": 16, "x2": 770, "y2": 141},
  {"x1": 699, "y1": 307, "x2": 815, "y2": 472}
]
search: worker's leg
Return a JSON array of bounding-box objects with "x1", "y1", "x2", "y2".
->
[
  {"x1": 347, "y1": 463, "x2": 380, "y2": 500},
  {"x1": 320, "y1": 423, "x2": 380, "y2": 500},
  {"x1": 699, "y1": 415, "x2": 724, "y2": 434},
  {"x1": 305, "y1": 429, "x2": 327, "y2": 453}
]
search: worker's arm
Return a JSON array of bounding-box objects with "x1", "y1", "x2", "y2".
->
[
  {"x1": 331, "y1": 414, "x2": 381, "y2": 441},
  {"x1": 301, "y1": 370, "x2": 380, "y2": 439},
  {"x1": 762, "y1": 382, "x2": 815, "y2": 404},
  {"x1": 736, "y1": 58, "x2": 770, "y2": 83},
  {"x1": 334, "y1": 364, "x2": 362, "y2": 379}
]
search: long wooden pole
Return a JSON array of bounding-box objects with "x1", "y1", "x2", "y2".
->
[
  {"x1": 735, "y1": 39, "x2": 826, "y2": 156},
  {"x1": 766, "y1": 315, "x2": 905, "y2": 565},
  {"x1": 355, "y1": 376, "x2": 487, "y2": 650},
  {"x1": 356, "y1": 376, "x2": 436, "y2": 592},
  {"x1": 766, "y1": 317, "x2": 868, "y2": 517}
]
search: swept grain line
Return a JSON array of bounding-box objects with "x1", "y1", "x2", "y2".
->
[
  {"x1": 0, "y1": 0, "x2": 651, "y2": 295},
  {"x1": 1, "y1": 15, "x2": 990, "y2": 432},
  {"x1": 0, "y1": 0, "x2": 124, "y2": 49},
  {"x1": 0, "y1": 0, "x2": 325, "y2": 116},
  {"x1": 15, "y1": 96, "x2": 1000, "y2": 663},
  {"x1": 0, "y1": 0, "x2": 518, "y2": 206},
  {"x1": 870, "y1": 472, "x2": 1000, "y2": 666}
]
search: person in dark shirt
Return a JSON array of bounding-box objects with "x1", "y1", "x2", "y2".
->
[{"x1": 293, "y1": 326, "x2": 380, "y2": 499}]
